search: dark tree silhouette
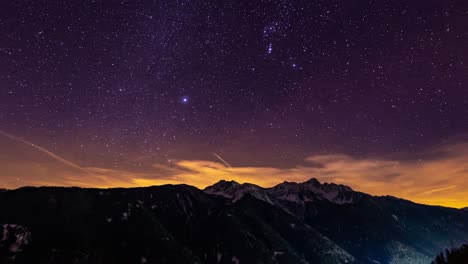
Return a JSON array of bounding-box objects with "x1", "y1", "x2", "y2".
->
[{"x1": 432, "y1": 244, "x2": 468, "y2": 264}]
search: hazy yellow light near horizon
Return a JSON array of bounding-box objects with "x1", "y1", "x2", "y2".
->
[
  {"x1": 2, "y1": 156, "x2": 467, "y2": 209},
  {"x1": 1, "y1": 130, "x2": 467, "y2": 209}
]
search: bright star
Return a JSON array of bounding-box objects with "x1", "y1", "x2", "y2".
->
[{"x1": 180, "y1": 96, "x2": 189, "y2": 104}]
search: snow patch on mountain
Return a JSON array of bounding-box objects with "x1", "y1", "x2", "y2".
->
[
  {"x1": 204, "y1": 180, "x2": 274, "y2": 204},
  {"x1": 204, "y1": 178, "x2": 362, "y2": 205},
  {"x1": 270, "y1": 178, "x2": 360, "y2": 205}
]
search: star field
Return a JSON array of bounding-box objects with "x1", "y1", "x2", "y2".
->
[{"x1": 0, "y1": 0, "x2": 468, "y2": 203}]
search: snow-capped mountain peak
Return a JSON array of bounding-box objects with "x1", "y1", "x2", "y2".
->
[
  {"x1": 270, "y1": 178, "x2": 361, "y2": 205},
  {"x1": 203, "y1": 180, "x2": 241, "y2": 197},
  {"x1": 204, "y1": 180, "x2": 273, "y2": 203},
  {"x1": 204, "y1": 178, "x2": 362, "y2": 205}
]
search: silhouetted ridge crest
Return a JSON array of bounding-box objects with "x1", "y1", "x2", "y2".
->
[
  {"x1": 204, "y1": 178, "x2": 360, "y2": 205},
  {"x1": 0, "y1": 179, "x2": 467, "y2": 264}
]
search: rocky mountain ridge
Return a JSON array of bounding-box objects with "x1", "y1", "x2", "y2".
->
[
  {"x1": 205, "y1": 178, "x2": 364, "y2": 206},
  {"x1": 0, "y1": 179, "x2": 467, "y2": 264}
]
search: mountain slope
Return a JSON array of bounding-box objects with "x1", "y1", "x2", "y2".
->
[
  {"x1": 204, "y1": 178, "x2": 468, "y2": 263},
  {"x1": 0, "y1": 179, "x2": 467, "y2": 264}
]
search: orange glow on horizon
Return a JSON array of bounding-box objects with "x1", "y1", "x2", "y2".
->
[{"x1": 1, "y1": 135, "x2": 468, "y2": 209}]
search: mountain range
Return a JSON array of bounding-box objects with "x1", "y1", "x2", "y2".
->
[{"x1": 0, "y1": 178, "x2": 467, "y2": 264}]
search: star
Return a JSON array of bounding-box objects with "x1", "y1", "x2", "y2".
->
[
  {"x1": 180, "y1": 96, "x2": 189, "y2": 104},
  {"x1": 267, "y1": 43, "x2": 273, "y2": 54}
]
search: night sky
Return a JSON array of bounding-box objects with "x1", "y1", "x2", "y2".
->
[{"x1": 1, "y1": 0, "x2": 468, "y2": 208}]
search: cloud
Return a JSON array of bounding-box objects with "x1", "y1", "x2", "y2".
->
[
  {"x1": 301, "y1": 152, "x2": 468, "y2": 208},
  {"x1": 0, "y1": 134, "x2": 467, "y2": 208}
]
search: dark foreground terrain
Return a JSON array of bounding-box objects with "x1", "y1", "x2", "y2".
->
[
  {"x1": 1, "y1": 178, "x2": 467, "y2": 264},
  {"x1": 432, "y1": 244, "x2": 468, "y2": 264}
]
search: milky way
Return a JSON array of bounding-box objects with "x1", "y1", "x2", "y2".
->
[{"x1": 0, "y1": 1, "x2": 467, "y2": 206}]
